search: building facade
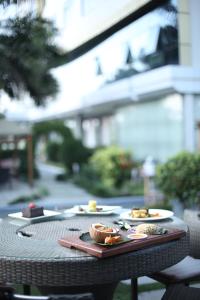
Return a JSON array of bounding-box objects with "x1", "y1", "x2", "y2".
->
[
  {"x1": 6, "y1": 0, "x2": 200, "y2": 162},
  {"x1": 51, "y1": 0, "x2": 199, "y2": 162}
]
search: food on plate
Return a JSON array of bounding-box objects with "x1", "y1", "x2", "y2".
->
[
  {"x1": 88, "y1": 200, "x2": 97, "y2": 212},
  {"x1": 104, "y1": 235, "x2": 122, "y2": 245},
  {"x1": 78, "y1": 205, "x2": 103, "y2": 213},
  {"x1": 78, "y1": 206, "x2": 86, "y2": 212},
  {"x1": 130, "y1": 208, "x2": 160, "y2": 218},
  {"x1": 130, "y1": 208, "x2": 149, "y2": 218},
  {"x1": 89, "y1": 223, "x2": 119, "y2": 243},
  {"x1": 22, "y1": 202, "x2": 44, "y2": 218},
  {"x1": 127, "y1": 233, "x2": 148, "y2": 240},
  {"x1": 135, "y1": 223, "x2": 168, "y2": 235},
  {"x1": 78, "y1": 200, "x2": 103, "y2": 212},
  {"x1": 135, "y1": 223, "x2": 157, "y2": 234}
]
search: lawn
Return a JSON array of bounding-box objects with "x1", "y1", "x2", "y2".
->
[{"x1": 14, "y1": 282, "x2": 164, "y2": 299}]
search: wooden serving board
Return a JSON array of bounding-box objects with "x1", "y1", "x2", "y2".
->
[{"x1": 58, "y1": 229, "x2": 186, "y2": 258}]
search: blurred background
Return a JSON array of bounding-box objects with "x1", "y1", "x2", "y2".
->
[
  {"x1": 0, "y1": 0, "x2": 200, "y2": 298},
  {"x1": 0, "y1": 1, "x2": 200, "y2": 224}
]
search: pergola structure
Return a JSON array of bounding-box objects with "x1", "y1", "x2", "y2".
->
[{"x1": 0, "y1": 119, "x2": 33, "y2": 186}]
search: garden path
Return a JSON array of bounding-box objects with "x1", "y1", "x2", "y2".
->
[{"x1": 0, "y1": 161, "x2": 144, "y2": 214}]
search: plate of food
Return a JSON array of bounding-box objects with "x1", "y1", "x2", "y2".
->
[
  {"x1": 8, "y1": 202, "x2": 61, "y2": 222},
  {"x1": 85, "y1": 223, "x2": 130, "y2": 246},
  {"x1": 82, "y1": 232, "x2": 130, "y2": 247},
  {"x1": 120, "y1": 208, "x2": 174, "y2": 221},
  {"x1": 65, "y1": 201, "x2": 121, "y2": 215}
]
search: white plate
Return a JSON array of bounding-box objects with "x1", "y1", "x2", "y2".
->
[
  {"x1": 8, "y1": 210, "x2": 61, "y2": 222},
  {"x1": 120, "y1": 209, "x2": 174, "y2": 221},
  {"x1": 65, "y1": 205, "x2": 122, "y2": 215}
]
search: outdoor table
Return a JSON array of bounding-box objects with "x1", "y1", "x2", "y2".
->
[{"x1": 0, "y1": 212, "x2": 189, "y2": 300}]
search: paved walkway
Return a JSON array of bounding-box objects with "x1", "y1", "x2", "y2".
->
[{"x1": 0, "y1": 162, "x2": 144, "y2": 214}]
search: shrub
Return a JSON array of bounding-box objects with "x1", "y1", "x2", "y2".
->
[
  {"x1": 73, "y1": 162, "x2": 144, "y2": 198},
  {"x1": 89, "y1": 146, "x2": 133, "y2": 189},
  {"x1": 9, "y1": 187, "x2": 49, "y2": 205},
  {"x1": 72, "y1": 164, "x2": 113, "y2": 197},
  {"x1": 61, "y1": 138, "x2": 92, "y2": 174},
  {"x1": 55, "y1": 173, "x2": 69, "y2": 181},
  {"x1": 18, "y1": 149, "x2": 40, "y2": 179},
  {"x1": 33, "y1": 121, "x2": 92, "y2": 175},
  {"x1": 46, "y1": 141, "x2": 62, "y2": 162},
  {"x1": 156, "y1": 151, "x2": 200, "y2": 208}
]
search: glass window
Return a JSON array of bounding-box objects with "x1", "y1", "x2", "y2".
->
[
  {"x1": 93, "y1": 0, "x2": 178, "y2": 83},
  {"x1": 115, "y1": 94, "x2": 183, "y2": 162}
]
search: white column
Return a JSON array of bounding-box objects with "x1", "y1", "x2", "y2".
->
[
  {"x1": 189, "y1": 0, "x2": 200, "y2": 67},
  {"x1": 183, "y1": 94, "x2": 195, "y2": 151},
  {"x1": 75, "y1": 115, "x2": 84, "y2": 140}
]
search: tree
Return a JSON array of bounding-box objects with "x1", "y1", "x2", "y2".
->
[
  {"x1": 0, "y1": 14, "x2": 66, "y2": 106},
  {"x1": 0, "y1": 0, "x2": 17, "y2": 6},
  {"x1": 33, "y1": 121, "x2": 92, "y2": 174}
]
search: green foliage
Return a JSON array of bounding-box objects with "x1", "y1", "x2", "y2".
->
[
  {"x1": 156, "y1": 151, "x2": 200, "y2": 208},
  {"x1": 148, "y1": 199, "x2": 173, "y2": 211},
  {"x1": 0, "y1": 0, "x2": 17, "y2": 6},
  {"x1": 46, "y1": 141, "x2": 62, "y2": 163},
  {"x1": 0, "y1": 14, "x2": 66, "y2": 105},
  {"x1": 72, "y1": 164, "x2": 115, "y2": 197},
  {"x1": 33, "y1": 121, "x2": 92, "y2": 174},
  {"x1": 55, "y1": 173, "x2": 69, "y2": 181},
  {"x1": 9, "y1": 187, "x2": 49, "y2": 205},
  {"x1": 74, "y1": 171, "x2": 144, "y2": 197},
  {"x1": 33, "y1": 120, "x2": 73, "y2": 138},
  {"x1": 73, "y1": 152, "x2": 143, "y2": 197},
  {"x1": 113, "y1": 282, "x2": 164, "y2": 300},
  {"x1": 90, "y1": 146, "x2": 133, "y2": 189},
  {"x1": 119, "y1": 180, "x2": 144, "y2": 196},
  {"x1": 32, "y1": 120, "x2": 73, "y2": 162},
  {"x1": 18, "y1": 149, "x2": 39, "y2": 179},
  {"x1": 61, "y1": 138, "x2": 92, "y2": 174}
]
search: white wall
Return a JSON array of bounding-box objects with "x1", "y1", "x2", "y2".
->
[{"x1": 189, "y1": 0, "x2": 200, "y2": 67}]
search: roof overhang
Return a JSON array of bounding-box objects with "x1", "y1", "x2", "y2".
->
[
  {"x1": 82, "y1": 65, "x2": 200, "y2": 107},
  {"x1": 34, "y1": 65, "x2": 200, "y2": 122},
  {"x1": 0, "y1": 120, "x2": 31, "y2": 141}
]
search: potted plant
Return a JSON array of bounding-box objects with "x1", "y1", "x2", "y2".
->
[
  {"x1": 156, "y1": 151, "x2": 200, "y2": 211},
  {"x1": 156, "y1": 151, "x2": 200, "y2": 256}
]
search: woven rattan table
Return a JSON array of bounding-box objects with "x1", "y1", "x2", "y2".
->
[{"x1": 0, "y1": 213, "x2": 189, "y2": 300}]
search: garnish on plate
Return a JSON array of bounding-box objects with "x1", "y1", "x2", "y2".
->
[
  {"x1": 79, "y1": 206, "x2": 86, "y2": 212},
  {"x1": 78, "y1": 205, "x2": 103, "y2": 213},
  {"x1": 113, "y1": 220, "x2": 131, "y2": 230},
  {"x1": 96, "y1": 207, "x2": 103, "y2": 212},
  {"x1": 104, "y1": 235, "x2": 122, "y2": 245}
]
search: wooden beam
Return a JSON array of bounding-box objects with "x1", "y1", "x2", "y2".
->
[{"x1": 27, "y1": 135, "x2": 33, "y2": 187}]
